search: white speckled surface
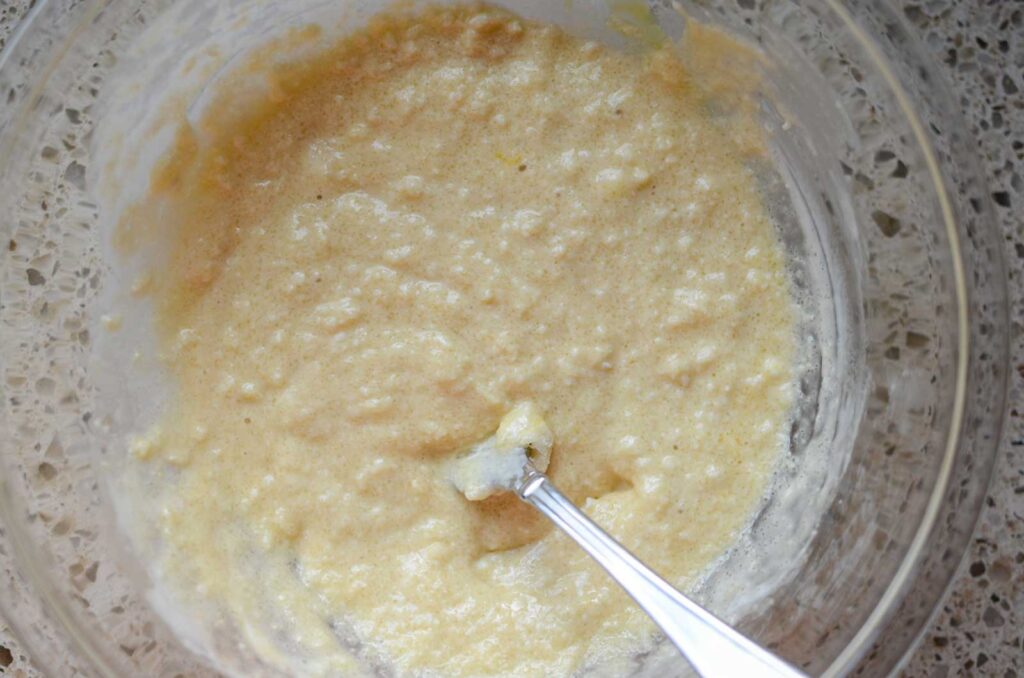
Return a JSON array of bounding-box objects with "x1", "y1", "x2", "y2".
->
[
  {"x1": 0, "y1": 0, "x2": 1020, "y2": 676},
  {"x1": 892, "y1": 3, "x2": 1023, "y2": 676}
]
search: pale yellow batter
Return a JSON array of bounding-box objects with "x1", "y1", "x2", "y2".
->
[{"x1": 128, "y1": 5, "x2": 795, "y2": 676}]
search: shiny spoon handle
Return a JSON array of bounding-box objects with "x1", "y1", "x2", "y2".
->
[{"x1": 517, "y1": 469, "x2": 807, "y2": 678}]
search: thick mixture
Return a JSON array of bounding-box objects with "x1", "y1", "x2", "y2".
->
[{"x1": 127, "y1": 6, "x2": 796, "y2": 676}]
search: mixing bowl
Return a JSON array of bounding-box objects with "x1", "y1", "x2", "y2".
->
[{"x1": 0, "y1": 0, "x2": 1010, "y2": 675}]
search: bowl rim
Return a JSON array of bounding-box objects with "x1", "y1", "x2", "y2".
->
[{"x1": 816, "y1": 0, "x2": 1008, "y2": 673}]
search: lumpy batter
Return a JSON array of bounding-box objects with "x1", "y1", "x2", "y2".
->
[
  {"x1": 449, "y1": 401, "x2": 554, "y2": 502},
  {"x1": 128, "y1": 5, "x2": 795, "y2": 676}
]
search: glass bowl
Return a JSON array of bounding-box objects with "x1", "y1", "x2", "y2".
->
[{"x1": 0, "y1": 0, "x2": 1009, "y2": 675}]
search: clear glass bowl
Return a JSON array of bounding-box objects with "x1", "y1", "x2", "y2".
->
[{"x1": 0, "y1": 0, "x2": 1009, "y2": 676}]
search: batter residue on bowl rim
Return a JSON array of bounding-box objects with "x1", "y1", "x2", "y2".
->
[{"x1": 117, "y1": 4, "x2": 797, "y2": 676}]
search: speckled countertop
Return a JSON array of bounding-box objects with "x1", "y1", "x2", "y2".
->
[{"x1": 0, "y1": 0, "x2": 1020, "y2": 676}]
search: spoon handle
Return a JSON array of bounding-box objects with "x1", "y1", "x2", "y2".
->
[{"x1": 517, "y1": 470, "x2": 807, "y2": 678}]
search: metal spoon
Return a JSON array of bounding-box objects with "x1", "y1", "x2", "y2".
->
[
  {"x1": 450, "y1": 404, "x2": 806, "y2": 677},
  {"x1": 513, "y1": 462, "x2": 806, "y2": 677}
]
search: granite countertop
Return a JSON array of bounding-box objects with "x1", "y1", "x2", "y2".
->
[{"x1": 0, "y1": 0, "x2": 1020, "y2": 676}]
